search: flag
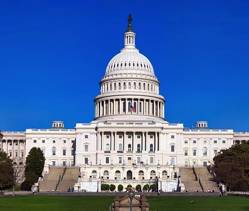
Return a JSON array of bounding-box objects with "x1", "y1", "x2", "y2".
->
[{"x1": 130, "y1": 105, "x2": 136, "y2": 112}]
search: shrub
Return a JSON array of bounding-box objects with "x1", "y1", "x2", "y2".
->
[
  {"x1": 105, "y1": 184, "x2": 110, "y2": 191},
  {"x1": 110, "y1": 184, "x2": 116, "y2": 191},
  {"x1": 101, "y1": 184, "x2": 105, "y2": 191},
  {"x1": 118, "y1": 184, "x2": 123, "y2": 192},
  {"x1": 136, "y1": 184, "x2": 141, "y2": 191},
  {"x1": 143, "y1": 184, "x2": 149, "y2": 191}
]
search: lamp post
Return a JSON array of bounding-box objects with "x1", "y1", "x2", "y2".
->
[{"x1": 128, "y1": 189, "x2": 134, "y2": 211}]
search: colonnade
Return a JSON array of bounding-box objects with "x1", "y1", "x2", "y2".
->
[
  {"x1": 233, "y1": 140, "x2": 249, "y2": 145},
  {"x1": 0, "y1": 139, "x2": 26, "y2": 158},
  {"x1": 95, "y1": 98, "x2": 164, "y2": 118},
  {"x1": 96, "y1": 131, "x2": 161, "y2": 154}
]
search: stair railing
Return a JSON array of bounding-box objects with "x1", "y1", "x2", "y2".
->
[
  {"x1": 199, "y1": 178, "x2": 204, "y2": 191},
  {"x1": 192, "y1": 167, "x2": 198, "y2": 181}
]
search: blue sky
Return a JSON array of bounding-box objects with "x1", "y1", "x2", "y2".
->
[{"x1": 0, "y1": 0, "x2": 248, "y2": 131}]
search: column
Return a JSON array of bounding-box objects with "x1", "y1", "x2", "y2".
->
[
  {"x1": 159, "y1": 132, "x2": 162, "y2": 152},
  {"x1": 123, "y1": 132, "x2": 126, "y2": 151},
  {"x1": 108, "y1": 100, "x2": 110, "y2": 115},
  {"x1": 125, "y1": 98, "x2": 127, "y2": 114},
  {"x1": 153, "y1": 100, "x2": 155, "y2": 116},
  {"x1": 114, "y1": 132, "x2": 116, "y2": 151},
  {"x1": 97, "y1": 132, "x2": 100, "y2": 151},
  {"x1": 148, "y1": 100, "x2": 150, "y2": 115},
  {"x1": 113, "y1": 100, "x2": 116, "y2": 115},
  {"x1": 111, "y1": 131, "x2": 113, "y2": 151},
  {"x1": 12, "y1": 140, "x2": 14, "y2": 158},
  {"x1": 163, "y1": 103, "x2": 165, "y2": 118},
  {"x1": 146, "y1": 132, "x2": 148, "y2": 151},
  {"x1": 119, "y1": 99, "x2": 121, "y2": 114},
  {"x1": 157, "y1": 102, "x2": 160, "y2": 117},
  {"x1": 143, "y1": 132, "x2": 146, "y2": 151},
  {"x1": 154, "y1": 133, "x2": 157, "y2": 152},
  {"x1": 103, "y1": 101, "x2": 106, "y2": 116},
  {"x1": 24, "y1": 140, "x2": 26, "y2": 158},
  {"x1": 132, "y1": 132, "x2": 135, "y2": 152},
  {"x1": 101, "y1": 132, "x2": 103, "y2": 151},
  {"x1": 6, "y1": 140, "x2": 8, "y2": 152},
  {"x1": 143, "y1": 100, "x2": 146, "y2": 115}
]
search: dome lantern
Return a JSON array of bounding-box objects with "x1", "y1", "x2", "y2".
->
[{"x1": 124, "y1": 14, "x2": 136, "y2": 50}]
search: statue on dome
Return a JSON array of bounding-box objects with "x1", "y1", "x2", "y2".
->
[{"x1": 126, "y1": 14, "x2": 133, "y2": 32}]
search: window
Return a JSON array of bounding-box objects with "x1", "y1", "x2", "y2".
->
[
  {"x1": 222, "y1": 140, "x2": 226, "y2": 144},
  {"x1": 171, "y1": 145, "x2": 175, "y2": 152},
  {"x1": 85, "y1": 158, "x2": 89, "y2": 165},
  {"x1": 106, "y1": 157, "x2": 109, "y2": 164},
  {"x1": 21, "y1": 151, "x2": 24, "y2": 158},
  {"x1": 184, "y1": 140, "x2": 188, "y2": 144},
  {"x1": 42, "y1": 149, "x2": 45, "y2": 155},
  {"x1": 15, "y1": 152, "x2": 18, "y2": 157},
  {"x1": 137, "y1": 144, "x2": 141, "y2": 152},
  {"x1": 63, "y1": 149, "x2": 66, "y2": 156},
  {"x1": 53, "y1": 140, "x2": 56, "y2": 143},
  {"x1": 119, "y1": 144, "x2": 122, "y2": 151},
  {"x1": 128, "y1": 135, "x2": 131, "y2": 139},
  {"x1": 137, "y1": 135, "x2": 140, "y2": 138},
  {"x1": 193, "y1": 140, "x2": 196, "y2": 144},
  {"x1": 203, "y1": 161, "x2": 207, "y2": 167},
  {"x1": 171, "y1": 135, "x2": 175, "y2": 139},
  {"x1": 92, "y1": 170, "x2": 97, "y2": 178},
  {"x1": 137, "y1": 157, "x2": 141, "y2": 164},
  {"x1": 9, "y1": 152, "x2": 12, "y2": 157},
  {"x1": 85, "y1": 135, "x2": 88, "y2": 138},
  {"x1": 123, "y1": 101, "x2": 126, "y2": 112},
  {"x1": 42, "y1": 140, "x2": 45, "y2": 143},
  {"x1": 63, "y1": 161, "x2": 66, "y2": 166},
  {"x1": 119, "y1": 135, "x2": 122, "y2": 138},
  {"x1": 71, "y1": 149, "x2": 75, "y2": 156},
  {"x1": 71, "y1": 140, "x2": 74, "y2": 143},
  {"x1": 139, "y1": 170, "x2": 144, "y2": 180},
  {"x1": 63, "y1": 140, "x2": 66, "y2": 143},
  {"x1": 33, "y1": 140, "x2": 37, "y2": 143},
  {"x1": 150, "y1": 157, "x2": 153, "y2": 164},
  {"x1": 170, "y1": 158, "x2": 175, "y2": 165},
  {"x1": 203, "y1": 147, "x2": 207, "y2": 156},
  {"x1": 193, "y1": 150, "x2": 196, "y2": 156},
  {"x1": 52, "y1": 147, "x2": 56, "y2": 155},
  {"x1": 115, "y1": 170, "x2": 121, "y2": 179},
  {"x1": 104, "y1": 170, "x2": 109, "y2": 179},
  {"x1": 150, "y1": 135, "x2": 153, "y2": 139},
  {"x1": 85, "y1": 145, "x2": 88, "y2": 152},
  {"x1": 184, "y1": 150, "x2": 188, "y2": 156},
  {"x1": 106, "y1": 135, "x2": 109, "y2": 138},
  {"x1": 214, "y1": 150, "x2": 218, "y2": 156},
  {"x1": 162, "y1": 170, "x2": 167, "y2": 179},
  {"x1": 150, "y1": 144, "x2": 153, "y2": 152},
  {"x1": 106, "y1": 144, "x2": 110, "y2": 151},
  {"x1": 214, "y1": 140, "x2": 217, "y2": 144},
  {"x1": 118, "y1": 157, "x2": 122, "y2": 164},
  {"x1": 128, "y1": 144, "x2": 131, "y2": 151},
  {"x1": 150, "y1": 170, "x2": 156, "y2": 179},
  {"x1": 52, "y1": 161, "x2": 56, "y2": 166}
]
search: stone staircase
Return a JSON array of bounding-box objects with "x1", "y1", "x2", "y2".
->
[
  {"x1": 57, "y1": 167, "x2": 80, "y2": 192},
  {"x1": 195, "y1": 168, "x2": 219, "y2": 191},
  {"x1": 39, "y1": 167, "x2": 64, "y2": 192},
  {"x1": 179, "y1": 168, "x2": 201, "y2": 191}
]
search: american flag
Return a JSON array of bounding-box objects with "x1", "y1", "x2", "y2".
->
[{"x1": 130, "y1": 105, "x2": 136, "y2": 112}]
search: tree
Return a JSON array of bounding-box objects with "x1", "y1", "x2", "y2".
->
[
  {"x1": 213, "y1": 142, "x2": 249, "y2": 191},
  {"x1": 0, "y1": 151, "x2": 14, "y2": 193},
  {"x1": 118, "y1": 184, "x2": 123, "y2": 192},
  {"x1": 110, "y1": 184, "x2": 116, "y2": 191},
  {"x1": 12, "y1": 159, "x2": 25, "y2": 196},
  {"x1": 126, "y1": 184, "x2": 132, "y2": 190},
  {"x1": 21, "y1": 147, "x2": 45, "y2": 191}
]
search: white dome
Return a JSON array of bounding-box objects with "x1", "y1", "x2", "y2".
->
[{"x1": 105, "y1": 49, "x2": 154, "y2": 76}]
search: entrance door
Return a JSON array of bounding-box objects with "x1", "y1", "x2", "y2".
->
[{"x1": 127, "y1": 170, "x2": 132, "y2": 180}]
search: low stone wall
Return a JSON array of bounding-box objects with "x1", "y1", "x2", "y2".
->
[{"x1": 36, "y1": 191, "x2": 219, "y2": 197}]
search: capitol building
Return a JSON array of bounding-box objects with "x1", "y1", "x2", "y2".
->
[{"x1": 0, "y1": 16, "x2": 249, "y2": 192}]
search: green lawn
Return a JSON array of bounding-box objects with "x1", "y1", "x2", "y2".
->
[{"x1": 0, "y1": 195, "x2": 248, "y2": 211}]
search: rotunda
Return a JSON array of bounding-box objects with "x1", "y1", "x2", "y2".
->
[{"x1": 94, "y1": 15, "x2": 165, "y2": 121}]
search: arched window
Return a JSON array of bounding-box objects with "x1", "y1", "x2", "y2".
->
[
  {"x1": 143, "y1": 83, "x2": 145, "y2": 90},
  {"x1": 148, "y1": 84, "x2": 150, "y2": 91},
  {"x1": 150, "y1": 170, "x2": 156, "y2": 179},
  {"x1": 151, "y1": 84, "x2": 153, "y2": 91},
  {"x1": 128, "y1": 144, "x2": 132, "y2": 151},
  {"x1": 162, "y1": 170, "x2": 167, "y2": 179},
  {"x1": 119, "y1": 143, "x2": 123, "y2": 151},
  {"x1": 106, "y1": 144, "x2": 110, "y2": 151},
  {"x1": 52, "y1": 147, "x2": 56, "y2": 155},
  {"x1": 114, "y1": 83, "x2": 116, "y2": 90},
  {"x1": 115, "y1": 170, "x2": 121, "y2": 179},
  {"x1": 123, "y1": 82, "x2": 126, "y2": 89},
  {"x1": 139, "y1": 170, "x2": 144, "y2": 180},
  {"x1": 139, "y1": 82, "x2": 141, "y2": 90},
  {"x1": 103, "y1": 170, "x2": 109, "y2": 179},
  {"x1": 128, "y1": 82, "x2": 131, "y2": 89},
  {"x1": 134, "y1": 82, "x2": 136, "y2": 89},
  {"x1": 106, "y1": 84, "x2": 108, "y2": 91},
  {"x1": 123, "y1": 101, "x2": 126, "y2": 112},
  {"x1": 110, "y1": 84, "x2": 112, "y2": 91},
  {"x1": 203, "y1": 147, "x2": 207, "y2": 156},
  {"x1": 150, "y1": 144, "x2": 153, "y2": 152},
  {"x1": 137, "y1": 144, "x2": 141, "y2": 152},
  {"x1": 92, "y1": 170, "x2": 97, "y2": 178},
  {"x1": 119, "y1": 82, "x2": 121, "y2": 90}
]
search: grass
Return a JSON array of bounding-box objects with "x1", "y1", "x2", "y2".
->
[{"x1": 0, "y1": 195, "x2": 249, "y2": 211}]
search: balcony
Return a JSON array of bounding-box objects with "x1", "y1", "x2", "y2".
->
[
  {"x1": 136, "y1": 151, "x2": 142, "y2": 153},
  {"x1": 104, "y1": 151, "x2": 110, "y2": 153},
  {"x1": 117, "y1": 151, "x2": 123, "y2": 153}
]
